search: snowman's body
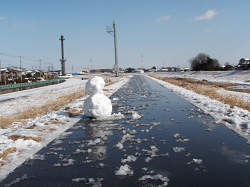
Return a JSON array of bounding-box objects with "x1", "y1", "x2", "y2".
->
[{"x1": 83, "y1": 76, "x2": 112, "y2": 118}]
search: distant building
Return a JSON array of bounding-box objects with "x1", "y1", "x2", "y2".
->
[
  {"x1": 180, "y1": 67, "x2": 190, "y2": 72},
  {"x1": 237, "y1": 58, "x2": 250, "y2": 69},
  {"x1": 158, "y1": 67, "x2": 179, "y2": 72},
  {"x1": 5, "y1": 66, "x2": 26, "y2": 79},
  {"x1": 135, "y1": 69, "x2": 144, "y2": 73},
  {"x1": 80, "y1": 68, "x2": 90, "y2": 73},
  {"x1": 89, "y1": 69, "x2": 113, "y2": 74},
  {"x1": 51, "y1": 70, "x2": 62, "y2": 76}
]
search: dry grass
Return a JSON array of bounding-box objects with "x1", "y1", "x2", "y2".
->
[
  {"x1": 0, "y1": 147, "x2": 17, "y2": 166},
  {"x1": 103, "y1": 89, "x2": 111, "y2": 92},
  {"x1": 8, "y1": 135, "x2": 42, "y2": 142},
  {"x1": 0, "y1": 74, "x2": 123, "y2": 129},
  {"x1": 65, "y1": 108, "x2": 83, "y2": 116},
  {"x1": 150, "y1": 75, "x2": 250, "y2": 111},
  {"x1": 0, "y1": 89, "x2": 86, "y2": 129},
  {"x1": 0, "y1": 75, "x2": 124, "y2": 167}
]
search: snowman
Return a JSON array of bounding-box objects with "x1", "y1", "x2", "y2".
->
[{"x1": 83, "y1": 76, "x2": 112, "y2": 118}]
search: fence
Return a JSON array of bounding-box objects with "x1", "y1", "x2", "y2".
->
[{"x1": 0, "y1": 78, "x2": 65, "y2": 90}]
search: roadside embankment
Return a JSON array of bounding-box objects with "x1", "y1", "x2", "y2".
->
[{"x1": 0, "y1": 79, "x2": 65, "y2": 95}]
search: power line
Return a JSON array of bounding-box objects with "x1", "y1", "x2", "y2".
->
[{"x1": 0, "y1": 53, "x2": 52, "y2": 70}]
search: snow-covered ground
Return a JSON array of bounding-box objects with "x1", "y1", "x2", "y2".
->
[
  {"x1": 0, "y1": 74, "x2": 131, "y2": 181},
  {"x1": 0, "y1": 77, "x2": 86, "y2": 118},
  {"x1": 149, "y1": 70, "x2": 250, "y2": 85},
  {"x1": 0, "y1": 76, "x2": 85, "y2": 102},
  {"x1": 146, "y1": 71, "x2": 250, "y2": 142},
  {"x1": 0, "y1": 71, "x2": 250, "y2": 181}
]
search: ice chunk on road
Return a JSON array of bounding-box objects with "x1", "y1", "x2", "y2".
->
[
  {"x1": 132, "y1": 112, "x2": 142, "y2": 119},
  {"x1": 173, "y1": 147, "x2": 186, "y2": 153},
  {"x1": 173, "y1": 133, "x2": 181, "y2": 139},
  {"x1": 87, "y1": 138, "x2": 102, "y2": 146},
  {"x1": 145, "y1": 157, "x2": 152, "y2": 162},
  {"x1": 138, "y1": 173, "x2": 169, "y2": 186},
  {"x1": 29, "y1": 154, "x2": 45, "y2": 160},
  {"x1": 116, "y1": 142, "x2": 124, "y2": 149},
  {"x1": 176, "y1": 138, "x2": 190, "y2": 143},
  {"x1": 193, "y1": 158, "x2": 202, "y2": 164},
  {"x1": 115, "y1": 164, "x2": 133, "y2": 176},
  {"x1": 121, "y1": 155, "x2": 137, "y2": 163},
  {"x1": 72, "y1": 178, "x2": 87, "y2": 182}
]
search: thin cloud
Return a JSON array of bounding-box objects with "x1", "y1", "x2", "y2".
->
[
  {"x1": 195, "y1": 9, "x2": 218, "y2": 21},
  {"x1": 156, "y1": 15, "x2": 172, "y2": 23}
]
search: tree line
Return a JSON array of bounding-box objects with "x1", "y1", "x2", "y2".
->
[
  {"x1": 189, "y1": 53, "x2": 237, "y2": 71},
  {"x1": 124, "y1": 53, "x2": 237, "y2": 72},
  {"x1": 189, "y1": 53, "x2": 220, "y2": 71}
]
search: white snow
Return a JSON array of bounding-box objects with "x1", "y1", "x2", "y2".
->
[
  {"x1": 173, "y1": 147, "x2": 186, "y2": 153},
  {"x1": 0, "y1": 74, "x2": 131, "y2": 181},
  {"x1": 115, "y1": 164, "x2": 133, "y2": 176},
  {"x1": 193, "y1": 158, "x2": 203, "y2": 164},
  {"x1": 72, "y1": 177, "x2": 103, "y2": 186},
  {"x1": 83, "y1": 76, "x2": 112, "y2": 118},
  {"x1": 138, "y1": 173, "x2": 169, "y2": 186},
  {"x1": 147, "y1": 72, "x2": 250, "y2": 141},
  {"x1": 0, "y1": 77, "x2": 86, "y2": 118},
  {"x1": 84, "y1": 94, "x2": 112, "y2": 118},
  {"x1": 150, "y1": 70, "x2": 250, "y2": 85},
  {"x1": 121, "y1": 155, "x2": 137, "y2": 163},
  {"x1": 0, "y1": 71, "x2": 250, "y2": 182},
  {"x1": 132, "y1": 111, "x2": 142, "y2": 119}
]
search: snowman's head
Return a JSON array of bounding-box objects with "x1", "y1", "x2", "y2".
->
[{"x1": 85, "y1": 76, "x2": 105, "y2": 95}]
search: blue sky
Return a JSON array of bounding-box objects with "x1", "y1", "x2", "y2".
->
[{"x1": 0, "y1": 0, "x2": 249, "y2": 73}]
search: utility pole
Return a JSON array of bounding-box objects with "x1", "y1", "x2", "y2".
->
[
  {"x1": 59, "y1": 35, "x2": 66, "y2": 76},
  {"x1": 0, "y1": 53, "x2": 2, "y2": 83},
  {"x1": 39, "y1": 59, "x2": 42, "y2": 70},
  {"x1": 113, "y1": 21, "x2": 118, "y2": 77},
  {"x1": 107, "y1": 20, "x2": 119, "y2": 77},
  {"x1": 39, "y1": 59, "x2": 42, "y2": 77},
  {"x1": 0, "y1": 58, "x2": 1, "y2": 82},
  {"x1": 141, "y1": 54, "x2": 144, "y2": 69},
  {"x1": 20, "y1": 55, "x2": 22, "y2": 81},
  {"x1": 19, "y1": 55, "x2": 22, "y2": 69}
]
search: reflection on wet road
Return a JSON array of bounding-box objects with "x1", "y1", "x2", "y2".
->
[{"x1": 1, "y1": 75, "x2": 250, "y2": 187}]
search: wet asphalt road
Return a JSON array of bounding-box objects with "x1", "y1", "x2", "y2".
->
[{"x1": 1, "y1": 75, "x2": 250, "y2": 187}]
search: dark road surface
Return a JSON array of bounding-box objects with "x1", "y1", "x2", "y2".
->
[{"x1": 1, "y1": 75, "x2": 250, "y2": 187}]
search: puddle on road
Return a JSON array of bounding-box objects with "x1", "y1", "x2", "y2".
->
[{"x1": 1, "y1": 75, "x2": 250, "y2": 187}]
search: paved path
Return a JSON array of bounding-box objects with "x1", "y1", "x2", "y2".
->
[{"x1": 1, "y1": 75, "x2": 249, "y2": 186}]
